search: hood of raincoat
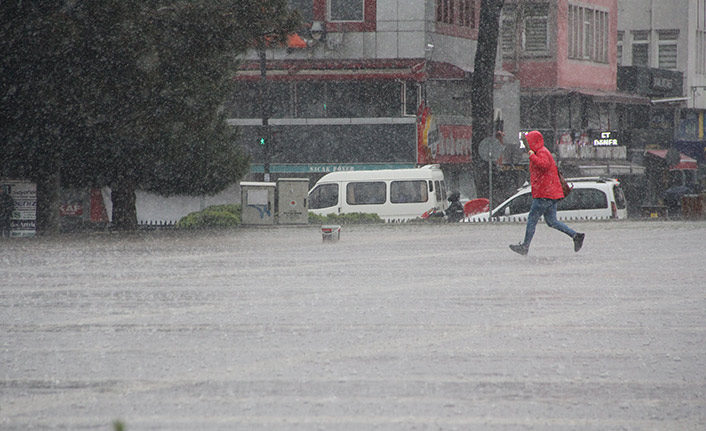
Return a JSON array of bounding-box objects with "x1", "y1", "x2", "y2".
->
[
  {"x1": 526, "y1": 130, "x2": 565, "y2": 199},
  {"x1": 526, "y1": 130, "x2": 544, "y2": 153}
]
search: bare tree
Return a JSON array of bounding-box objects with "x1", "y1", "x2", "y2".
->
[{"x1": 471, "y1": 0, "x2": 504, "y2": 198}]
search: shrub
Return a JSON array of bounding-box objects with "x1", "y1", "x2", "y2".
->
[
  {"x1": 176, "y1": 204, "x2": 241, "y2": 229},
  {"x1": 308, "y1": 212, "x2": 384, "y2": 224}
]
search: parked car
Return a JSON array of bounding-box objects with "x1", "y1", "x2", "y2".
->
[{"x1": 467, "y1": 177, "x2": 628, "y2": 222}]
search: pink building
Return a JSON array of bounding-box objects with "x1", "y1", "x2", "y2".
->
[{"x1": 500, "y1": 0, "x2": 649, "y2": 172}]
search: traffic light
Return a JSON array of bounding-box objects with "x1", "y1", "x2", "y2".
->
[{"x1": 259, "y1": 137, "x2": 266, "y2": 146}]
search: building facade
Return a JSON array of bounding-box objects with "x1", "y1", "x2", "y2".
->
[
  {"x1": 499, "y1": 0, "x2": 656, "y2": 179},
  {"x1": 617, "y1": 0, "x2": 706, "y2": 164},
  {"x1": 227, "y1": 0, "x2": 520, "y2": 197}
]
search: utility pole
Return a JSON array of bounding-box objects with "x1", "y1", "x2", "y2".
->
[{"x1": 258, "y1": 39, "x2": 272, "y2": 182}]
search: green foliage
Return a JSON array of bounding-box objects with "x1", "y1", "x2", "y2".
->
[
  {"x1": 176, "y1": 204, "x2": 241, "y2": 229},
  {"x1": 112, "y1": 420, "x2": 125, "y2": 431},
  {"x1": 308, "y1": 212, "x2": 384, "y2": 225},
  {"x1": 1, "y1": 0, "x2": 300, "y2": 230}
]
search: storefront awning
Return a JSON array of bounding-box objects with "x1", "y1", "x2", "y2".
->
[
  {"x1": 233, "y1": 59, "x2": 466, "y2": 82},
  {"x1": 524, "y1": 87, "x2": 651, "y2": 105},
  {"x1": 646, "y1": 150, "x2": 698, "y2": 170}
]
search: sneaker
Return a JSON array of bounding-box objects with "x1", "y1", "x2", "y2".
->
[
  {"x1": 509, "y1": 243, "x2": 529, "y2": 256},
  {"x1": 573, "y1": 233, "x2": 585, "y2": 252}
]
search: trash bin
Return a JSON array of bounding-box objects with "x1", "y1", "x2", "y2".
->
[
  {"x1": 240, "y1": 182, "x2": 276, "y2": 225},
  {"x1": 277, "y1": 178, "x2": 309, "y2": 225},
  {"x1": 321, "y1": 225, "x2": 341, "y2": 242}
]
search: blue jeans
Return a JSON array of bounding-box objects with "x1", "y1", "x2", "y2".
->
[{"x1": 522, "y1": 198, "x2": 577, "y2": 247}]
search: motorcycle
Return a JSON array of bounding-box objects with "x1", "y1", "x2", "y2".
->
[{"x1": 421, "y1": 192, "x2": 464, "y2": 223}]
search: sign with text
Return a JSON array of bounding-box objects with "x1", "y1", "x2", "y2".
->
[
  {"x1": 592, "y1": 131, "x2": 620, "y2": 147},
  {"x1": 418, "y1": 106, "x2": 472, "y2": 164},
  {"x1": 1, "y1": 179, "x2": 37, "y2": 237}
]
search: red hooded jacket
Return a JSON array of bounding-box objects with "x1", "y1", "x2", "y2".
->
[{"x1": 526, "y1": 130, "x2": 564, "y2": 199}]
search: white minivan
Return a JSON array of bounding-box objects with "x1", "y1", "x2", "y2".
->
[
  {"x1": 308, "y1": 165, "x2": 448, "y2": 222},
  {"x1": 467, "y1": 177, "x2": 628, "y2": 222}
]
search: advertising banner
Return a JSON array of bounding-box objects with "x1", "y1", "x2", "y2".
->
[
  {"x1": 1, "y1": 179, "x2": 37, "y2": 237},
  {"x1": 417, "y1": 106, "x2": 473, "y2": 164}
]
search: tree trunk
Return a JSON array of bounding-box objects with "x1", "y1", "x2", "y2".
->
[
  {"x1": 35, "y1": 167, "x2": 61, "y2": 235},
  {"x1": 111, "y1": 177, "x2": 138, "y2": 230},
  {"x1": 471, "y1": 0, "x2": 504, "y2": 198}
]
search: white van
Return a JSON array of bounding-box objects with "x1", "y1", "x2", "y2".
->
[
  {"x1": 308, "y1": 165, "x2": 448, "y2": 222},
  {"x1": 467, "y1": 177, "x2": 628, "y2": 222}
]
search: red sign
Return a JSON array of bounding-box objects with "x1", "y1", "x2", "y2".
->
[
  {"x1": 59, "y1": 203, "x2": 84, "y2": 217},
  {"x1": 417, "y1": 105, "x2": 472, "y2": 164}
]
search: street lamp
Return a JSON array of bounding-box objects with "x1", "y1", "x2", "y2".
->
[{"x1": 310, "y1": 21, "x2": 326, "y2": 44}]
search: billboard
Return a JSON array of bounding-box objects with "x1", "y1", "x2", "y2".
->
[{"x1": 1, "y1": 179, "x2": 37, "y2": 237}]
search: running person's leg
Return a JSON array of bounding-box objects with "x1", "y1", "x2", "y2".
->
[{"x1": 544, "y1": 199, "x2": 585, "y2": 252}]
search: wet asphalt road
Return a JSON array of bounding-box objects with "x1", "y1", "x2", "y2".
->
[{"x1": 1, "y1": 220, "x2": 705, "y2": 430}]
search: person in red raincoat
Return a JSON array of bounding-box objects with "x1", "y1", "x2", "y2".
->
[{"x1": 509, "y1": 130, "x2": 585, "y2": 255}]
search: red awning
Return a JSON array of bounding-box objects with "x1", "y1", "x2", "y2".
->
[
  {"x1": 646, "y1": 150, "x2": 698, "y2": 170},
  {"x1": 232, "y1": 59, "x2": 466, "y2": 82}
]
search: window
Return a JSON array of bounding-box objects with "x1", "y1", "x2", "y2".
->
[
  {"x1": 436, "y1": 0, "x2": 477, "y2": 37},
  {"x1": 296, "y1": 82, "x2": 327, "y2": 117},
  {"x1": 658, "y1": 30, "x2": 678, "y2": 69},
  {"x1": 459, "y1": 0, "x2": 475, "y2": 27},
  {"x1": 329, "y1": 0, "x2": 363, "y2": 22},
  {"x1": 309, "y1": 184, "x2": 339, "y2": 209},
  {"x1": 698, "y1": 1, "x2": 706, "y2": 74},
  {"x1": 501, "y1": 3, "x2": 549, "y2": 58},
  {"x1": 390, "y1": 181, "x2": 428, "y2": 204},
  {"x1": 568, "y1": 4, "x2": 608, "y2": 62},
  {"x1": 617, "y1": 31, "x2": 623, "y2": 66},
  {"x1": 557, "y1": 189, "x2": 608, "y2": 211},
  {"x1": 501, "y1": 15, "x2": 516, "y2": 57},
  {"x1": 312, "y1": 0, "x2": 375, "y2": 32},
  {"x1": 346, "y1": 182, "x2": 386, "y2": 205},
  {"x1": 437, "y1": 0, "x2": 476, "y2": 28},
  {"x1": 523, "y1": 4, "x2": 549, "y2": 54},
  {"x1": 288, "y1": 0, "x2": 313, "y2": 23},
  {"x1": 498, "y1": 192, "x2": 532, "y2": 216},
  {"x1": 403, "y1": 81, "x2": 421, "y2": 117},
  {"x1": 631, "y1": 31, "x2": 649, "y2": 66},
  {"x1": 294, "y1": 81, "x2": 400, "y2": 118}
]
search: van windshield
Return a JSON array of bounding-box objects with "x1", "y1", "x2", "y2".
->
[{"x1": 309, "y1": 184, "x2": 338, "y2": 209}]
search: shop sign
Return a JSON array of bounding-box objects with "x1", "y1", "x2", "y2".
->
[
  {"x1": 60, "y1": 203, "x2": 84, "y2": 217},
  {"x1": 1, "y1": 179, "x2": 36, "y2": 237},
  {"x1": 418, "y1": 106, "x2": 472, "y2": 164},
  {"x1": 592, "y1": 131, "x2": 619, "y2": 147}
]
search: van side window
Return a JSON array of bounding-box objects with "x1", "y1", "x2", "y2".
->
[
  {"x1": 434, "y1": 180, "x2": 442, "y2": 202},
  {"x1": 558, "y1": 188, "x2": 608, "y2": 211},
  {"x1": 440, "y1": 181, "x2": 447, "y2": 202},
  {"x1": 309, "y1": 184, "x2": 338, "y2": 209},
  {"x1": 347, "y1": 182, "x2": 386, "y2": 205},
  {"x1": 390, "y1": 180, "x2": 429, "y2": 203}
]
